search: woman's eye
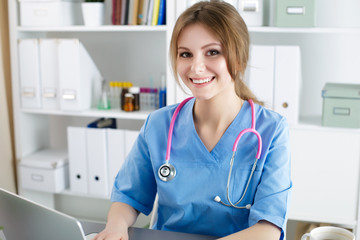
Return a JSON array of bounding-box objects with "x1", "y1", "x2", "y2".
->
[
  {"x1": 179, "y1": 52, "x2": 192, "y2": 58},
  {"x1": 207, "y1": 50, "x2": 220, "y2": 56}
]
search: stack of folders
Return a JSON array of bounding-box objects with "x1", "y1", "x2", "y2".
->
[
  {"x1": 18, "y1": 38, "x2": 102, "y2": 111},
  {"x1": 244, "y1": 45, "x2": 302, "y2": 126},
  {"x1": 67, "y1": 124, "x2": 139, "y2": 197},
  {"x1": 112, "y1": 0, "x2": 166, "y2": 26}
]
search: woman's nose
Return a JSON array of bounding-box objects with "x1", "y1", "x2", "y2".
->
[{"x1": 191, "y1": 56, "x2": 206, "y2": 74}]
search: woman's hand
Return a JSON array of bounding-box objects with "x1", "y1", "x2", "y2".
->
[
  {"x1": 92, "y1": 202, "x2": 139, "y2": 240},
  {"x1": 91, "y1": 221, "x2": 129, "y2": 240}
]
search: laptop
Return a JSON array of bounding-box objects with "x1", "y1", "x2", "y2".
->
[
  {"x1": 0, "y1": 188, "x2": 96, "y2": 240},
  {"x1": 0, "y1": 188, "x2": 217, "y2": 240}
]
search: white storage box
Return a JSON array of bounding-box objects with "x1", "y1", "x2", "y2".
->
[
  {"x1": 237, "y1": 0, "x2": 264, "y2": 26},
  {"x1": 19, "y1": 149, "x2": 69, "y2": 193},
  {"x1": 18, "y1": 0, "x2": 83, "y2": 27}
]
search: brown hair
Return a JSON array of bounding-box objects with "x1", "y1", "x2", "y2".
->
[{"x1": 169, "y1": 1, "x2": 262, "y2": 105}]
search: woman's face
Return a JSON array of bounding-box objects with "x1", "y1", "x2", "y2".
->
[{"x1": 176, "y1": 23, "x2": 235, "y2": 101}]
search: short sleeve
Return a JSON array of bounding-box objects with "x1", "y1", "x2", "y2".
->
[
  {"x1": 248, "y1": 118, "x2": 292, "y2": 240},
  {"x1": 110, "y1": 115, "x2": 157, "y2": 216}
]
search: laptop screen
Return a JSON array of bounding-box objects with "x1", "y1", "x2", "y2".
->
[{"x1": 0, "y1": 188, "x2": 86, "y2": 240}]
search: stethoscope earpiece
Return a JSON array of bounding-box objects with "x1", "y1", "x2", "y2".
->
[{"x1": 214, "y1": 196, "x2": 252, "y2": 209}]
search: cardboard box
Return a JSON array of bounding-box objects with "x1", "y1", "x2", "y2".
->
[
  {"x1": 274, "y1": 0, "x2": 315, "y2": 27},
  {"x1": 18, "y1": 0, "x2": 83, "y2": 26},
  {"x1": 322, "y1": 83, "x2": 360, "y2": 128},
  {"x1": 19, "y1": 149, "x2": 69, "y2": 193}
]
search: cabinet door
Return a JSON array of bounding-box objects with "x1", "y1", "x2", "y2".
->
[{"x1": 289, "y1": 128, "x2": 360, "y2": 223}]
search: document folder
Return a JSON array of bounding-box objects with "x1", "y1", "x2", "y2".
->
[
  {"x1": 245, "y1": 45, "x2": 301, "y2": 125},
  {"x1": 86, "y1": 128, "x2": 109, "y2": 196},
  {"x1": 107, "y1": 128, "x2": 126, "y2": 195},
  {"x1": 238, "y1": 0, "x2": 264, "y2": 26},
  {"x1": 58, "y1": 39, "x2": 102, "y2": 111},
  {"x1": 245, "y1": 45, "x2": 275, "y2": 109},
  {"x1": 39, "y1": 39, "x2": 60, "y2": 110},
  {"x1": 67, "y1": 127, "x2": 89, "y2": 194},
  {"x1": 18, "y1": 39, "x2": 42, "y2": 109},
  {"x1": 273, "y1": 46, "x2": 301, "y2": 125}
]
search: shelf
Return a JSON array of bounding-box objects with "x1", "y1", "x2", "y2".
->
[
  {"x1": 293, "y1": 116, "x2": 360, "y2": 133},
  {"x1": 58, "y1": 189, "x2": 110, "y2": 200},
  {"x1": 20, "y1": 109, "x2": 360, "y2": 132},
  {"x1": 21, "y1": 108, "x2": 152, "y2": 120},
  {"x1": 17, "y1": 25, "x2": 167, "y2": 32},
  {"x1": 17, "y1": 25, "x2": 360, "y2": 34},
  {"x1": 248, "y1": 26, "x2": 360, "y2": 34}
]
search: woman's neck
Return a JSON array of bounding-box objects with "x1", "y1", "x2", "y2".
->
[
  {"x1": 192, "y1": 92, "x2": 243, "y2": 152},
  {"x1": 193, "y1": 93, "x2": 243, "y2": 129}
]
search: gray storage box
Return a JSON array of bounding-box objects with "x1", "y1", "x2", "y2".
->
[
  {"x1": 322, "y1": 83, "x2": 360, "y2": 128},
  {"x1": 274, "y1": 0, "x2": 315, "y2": 27}
]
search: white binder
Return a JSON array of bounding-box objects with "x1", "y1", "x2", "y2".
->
[
  {"x1": 58, "y1": 39, "x2": 102, "y2": 111},
  {"x1": 273, "y1": 46, "x2": 301, "y2": 125},
  {"x1": 18, "y1": 39, "x2": 42, "y2": 109},
  {"x1": 238, "y1": 0, "x2": 264, "y2": 26},
  {"x1": 39, "y1": 39, "x2": 59, "y2": 110},
  {"x1": 67, "y1": 127, "x2": 88, "y2": 194},
  {"x1": 106, "y1": 128, "x2": 125, "y2": 195},
  {"x1": 245, "y1": 45, "x2": 275, "y2": 109},
  {"x1": 245, "y1": 45, "x2": 301, "y2": 125},
  {"x1": 86, "y1": 128, "x2": 109, "y2": 196},
  {"x1": 124, "y1": 130, "x2": 139, "y2": 157}
]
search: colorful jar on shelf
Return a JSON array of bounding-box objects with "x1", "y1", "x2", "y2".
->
[{"x1": 124, "y1": 93, "x2": 134, "y2": 112}]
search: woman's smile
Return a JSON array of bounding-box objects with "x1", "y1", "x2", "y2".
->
[{"x1": 190, "y1": 76, "x2": 215, "y2": 85}]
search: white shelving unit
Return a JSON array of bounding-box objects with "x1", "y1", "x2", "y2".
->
[
  {"x1": 7, "y1": 0, "x2": 360, "y2": 236},
  {"x1": 249, "y1": 28, "x2": 360, "y2": 239},
  {"x1": 248, "y1": 26, "x2": 360, "y2": 238},
  {"x1": 8, "y1": 0, "x2": 177, "y2": 225}
]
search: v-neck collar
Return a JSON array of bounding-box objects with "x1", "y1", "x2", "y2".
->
[{"x1": 184, "y1": 99, "x2": 253, "y2": 164}]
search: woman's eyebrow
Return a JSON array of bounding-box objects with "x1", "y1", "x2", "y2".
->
[
  {"x1": 177, "y1": 46, "x2": 190, "y2": 51},
  {"x1": 201, "y1": 43, "x2": 221, "y2": 49},
  {"x1": 177, "y1": 43, "x2": 221, "y2": 51}
]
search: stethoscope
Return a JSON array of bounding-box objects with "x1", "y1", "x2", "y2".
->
[{"x1": 158, "y1": 97, "x2": 262, "y2": 209}]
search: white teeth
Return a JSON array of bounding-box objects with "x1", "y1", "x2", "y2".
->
[{"x1": 192, "y1": 77, "x2": 213, "y2": 84}]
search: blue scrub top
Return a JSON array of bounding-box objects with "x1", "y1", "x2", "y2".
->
[{"x1": 111, "y1": 98, "x2": 292, "y2": 239}]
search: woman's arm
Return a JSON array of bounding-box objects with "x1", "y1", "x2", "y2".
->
[
  {"x1": 218, "y1": 220, "x2": 281, "y2": 240},
  {"x1": 92, "y1": 202, "x2": 139, "y2": 240}
]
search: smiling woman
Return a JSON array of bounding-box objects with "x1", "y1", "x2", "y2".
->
[
  {"x1": 95, "y1": 2, "x2": 291, "y2": 240},
  {"x1": 0, "y1": 0, "x2": 16, "y2": 192}
]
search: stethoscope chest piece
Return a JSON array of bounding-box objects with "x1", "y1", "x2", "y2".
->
[{"x1": 158, "y1": 163, "x2": 176, "y2": 182}]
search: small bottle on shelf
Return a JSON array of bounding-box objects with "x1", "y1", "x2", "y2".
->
[
  {"x1": 124, "y1": 93, "x2": 134, "y2": 112},
  {"x1": 129, "y1": 86, "x2": 140, "y2": 111},
  {"x1": 159, "y1": 74, "x2": 167, "y2": 108},
  {"x1": 97, "y1": 79, "x2": 111, "y2": 110},
  {"x1": 120, "y1": 82, "x2": 133, "y2": 110}
]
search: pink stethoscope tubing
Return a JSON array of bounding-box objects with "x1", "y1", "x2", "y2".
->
[
  {"x1": 158, "y1": 97, "x2": 263, "y2": 209},
  {"x1": 165, "y1": 97, "x2": 194, "y2": 162},
  {"x1": 158, "y1": 97, "x2": 193, "y2": 182}
]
